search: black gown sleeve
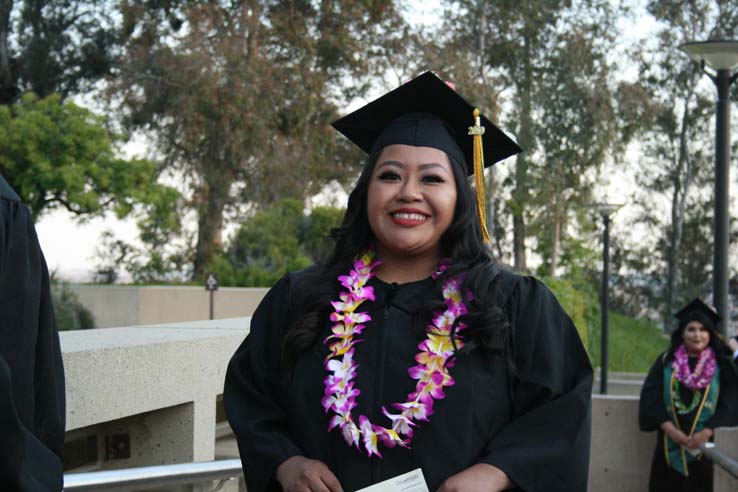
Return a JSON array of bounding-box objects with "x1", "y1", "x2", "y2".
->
[
  {"x1": 224, "y1": 273, "x2": 304, "y2": 492},
  {"x1": 480, "y1": 276, "x2": 593, "y2": 492},
  {"x1": 639, "y1": 355, "x2": 669, "y2": 431},
  {"x1": 704, "y1": 358, "x2": 738, "y2": 429},
  {"x1": 0, "y1": 182, "x2": 65, "y2": 491},
  {"x1": 0, "y1": 355, "x2": 63, "y2": 491}
]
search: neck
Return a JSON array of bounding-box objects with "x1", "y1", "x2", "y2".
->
[{"x1": 374, "y1": 245, "x2": 440, "y2": 284}]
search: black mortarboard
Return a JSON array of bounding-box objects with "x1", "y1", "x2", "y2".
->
[
  {"x1": 331, "y1": 71, "x2": 522, "y2": 175},
  {"x1": 675, "y1": 298, "x2": 721, "y2": 331}
]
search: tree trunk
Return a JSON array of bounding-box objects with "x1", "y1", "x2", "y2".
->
[
  {"x1": 550, "y1": 215, "x2": 560, "y2": 277},
  {"x1": 0, "y1": 0, "x2": 14, "y2": 103},
  {"x1": 192, "y1": 182, "x2": 227, "y2": 280},
  {"x1": 664, "y1": 81, "x2": 696, "y2": 331},
  {"x1": 512, "y1": 33, "x2": 533, "y2": 271}
]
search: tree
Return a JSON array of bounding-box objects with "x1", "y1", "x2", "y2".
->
[
  {"x1": 0, "y1": 92, "x2": 177, "y2": 222},
  {"x1": 211, "y1": 199, "x2": 343, "y2": 287},
  {"x1": 631, "y1": 0, "x2": 738, "y2": 329},
  {"x1": 113, "y1": 0, "x2": 403, "y2": 279},
  {"x1": 0, "y1": 0, "x2": 118, "y2": 104},
  {"x1": 441, "y1": 0, "x2": 621, "y2": 272},
  {"x1": 529, "y1": 13, "x2": 619, "y2": 277}
]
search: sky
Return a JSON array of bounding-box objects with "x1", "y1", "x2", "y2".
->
[{"x1": 32, "y1": 1, "x2": 679, "y2": 282}]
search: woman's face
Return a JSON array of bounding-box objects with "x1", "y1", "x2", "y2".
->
[
  {"x1": 366, "y1": 144, "x2": 457, "y2": 260},
  {"x1": 682, "y1": 321, "x2": 711, "y2": 355}
]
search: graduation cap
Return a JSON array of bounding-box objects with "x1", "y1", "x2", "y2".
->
[
  {"x1": 332, "y1": 71, "x2": 523, "y2": 243},
  {"x1": 675, "y1": 298, "x2": 721, "y2": 331}
]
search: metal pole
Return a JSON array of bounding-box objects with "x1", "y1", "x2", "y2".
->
[
  {"x1": 713, "y1": 69, "x2": 731, "y2": 337},
  {"x1": 209, "y1": 290, "x2": 214, "y2": 320},
  {"x1": 601, "y1": 213, "x2": 610, "y2": 395}
]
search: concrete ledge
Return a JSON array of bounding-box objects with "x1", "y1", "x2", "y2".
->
[{"x1": 61, "y1": 317, "x2": 249, "y2": 481}]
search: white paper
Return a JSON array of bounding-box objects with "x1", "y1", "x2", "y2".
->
[{"x1": 354, "y1": 468, "x2": 430, "y2": 492}]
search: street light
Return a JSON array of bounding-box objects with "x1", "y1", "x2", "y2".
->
[
  {"x1": 678, "y1": 40, "x2": 738, "y2": 337},
  {"x1": 588, "y1": 202, "x2": 622, "y2": 394}
]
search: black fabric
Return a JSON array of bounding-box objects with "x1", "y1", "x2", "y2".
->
[
  {"x1": 0, "y1": 356, "x2": 63, "y2": 492},
  {"x1": 639, "y1": 354, "x2": 738, "y2": 491},
  {"x1": 224, "y1": 267, "x2": 593, "y2": 492},
  {"x1": 647, "y1": 436, "x2": 713, "y2": 492},
  {"x1": 675, "y1": 299, "x2": 720, "y2": 331},
  {"x1": 0, "y1": 174, "x2": 65, "y2": 491},
  {"x1": 331, "y1": 71, "x2": 522, "y2": 173}
]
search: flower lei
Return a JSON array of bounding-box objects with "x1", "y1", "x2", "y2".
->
[
  {"x1": 672, "y1": 344, "x2": 716, "y2": 391},
  {"x1": 321, "y1": 250, "x2": 470, "y2": 458},
  {"x1": 671, "y1": 380, "x2": 702, "y2": 415}
]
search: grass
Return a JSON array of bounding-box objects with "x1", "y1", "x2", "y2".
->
[{"x1": 590, "y1": 312, "x2": 670, "y2": 373}]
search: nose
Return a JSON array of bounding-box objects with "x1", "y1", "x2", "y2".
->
[{"x1": 397, "y1": 177, "x2": 422, "y2": 202}]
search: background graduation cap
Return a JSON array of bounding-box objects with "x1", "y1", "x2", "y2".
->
[
  {"x1": 675, "y1": 298, "x2": 721, "y2": 332},
  {"x1": 332, "y1": 71, "x2": 523, "y2": 242}
]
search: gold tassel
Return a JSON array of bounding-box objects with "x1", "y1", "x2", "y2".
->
[{"x1": 468, "y1": 108, "x2": 490, "y2": 243}]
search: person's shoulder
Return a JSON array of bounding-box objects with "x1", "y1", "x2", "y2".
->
[
  {"x1": 486, "y1": 265, "x2": 552, "y2": 303},
  {"x1": 0, "y1": 174, "x2": 21, "y2": 203},
  {"x1": 276, "y1": 264, "x2": 334, "y2": 304},
  {"x1": 288, "y1": 264, "x2": 322, "y2": 278},
  {"x1": 485, "y1": 264, "x2": 523, "y2": 295}
]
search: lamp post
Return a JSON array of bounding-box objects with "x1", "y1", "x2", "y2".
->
[
  {"x1": 678, "y1": 40, "x2": 738, "y2": 337},
  {"x1": 589, "y1": 203, "x2": 622, "y2": 394}
]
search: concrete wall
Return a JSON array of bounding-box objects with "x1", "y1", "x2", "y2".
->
[
  {"x1": 61, "y1": 317, "x2": 738, "y2": 491},
  {"x1": 61, "y1": 318, "x2": 249, "y2": 490},
  {"x1": 590, "y1": 396, "x2": 653, "y2": 491},
  {"x1": 68, "y1": 285, "x2": 268, "y2": 328}
]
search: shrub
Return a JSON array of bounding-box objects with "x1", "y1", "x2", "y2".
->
[{"x1": 51, "y1": 281, "x2": 95, "y2": 331}]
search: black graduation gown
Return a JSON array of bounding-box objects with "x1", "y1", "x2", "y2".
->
[
  {"x1": 0, "y1": 175, "x2": 65, "y2": 491},
  {"x1": 224, "y1": 267, "x2": 593, "y2": 492},
  {"x1": 639, "y1": 353, "x2": 738, "y2": 492}
]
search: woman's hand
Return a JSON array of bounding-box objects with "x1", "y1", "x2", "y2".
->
[
  {"x1": 687, "y1": 428, "x2": 713, "y2": 449},
  {"x1": 437, "y1": 463, "x2": 514, "y2": 492},
  {"x1": 660, "y1": 421, "x2": 689, "y2": 447},
  {"x1": 275, "y1": 456, "x2": 343, "y2": 492}
]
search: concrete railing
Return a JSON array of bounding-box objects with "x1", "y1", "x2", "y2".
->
[
  {"x1": 64, "y1": 459, "x2": 243, "y2": 492},
  {"x1": 61, "y1": 317, "x2": 738, "y2": 492},
  {"x1": 61, "y1": 318, "x2": 248, "y2": 491},
  {"x1": 68, "y1": 285, "x2": 269, "y2": 328}
]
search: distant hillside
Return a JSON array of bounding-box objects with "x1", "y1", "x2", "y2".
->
[
  {"x1": 542, "y1": 275, "x2": 669, "y2": 373},
  {"x1": 592, "y1": 312, "x2": 670, "y2": 373}
]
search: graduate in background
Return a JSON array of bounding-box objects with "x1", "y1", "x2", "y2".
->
[
  {"x1": 0, "y1": 174, "x2": 66, "y2": 491},
  {"x1": 224, "y1": 72, "x2": 593, "y2": 492},
  {"x1": 639, "y1": 299, "x2": 738, "y2": 492}
]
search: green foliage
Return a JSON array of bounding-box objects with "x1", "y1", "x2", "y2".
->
[
  {"x1": 594, "y1": 313, "x2": 669, "y2": 373},
  {"x1": 212, "y1": 200, "x2": 344, "y2": 287},
  {"x1": 542, "y1": 275, "x2": 669, "y2": 372},
  {"x1": 540, "y1": 276, "x2": 599, "y2": 354},
  {"x1": 300, "y1": 206, "x2": 345, "y2": 264},
  {"x1": 622, "y1": 0, "x2": 738, "y2": 328},
  {"x1": 51, "y1": 280, "x2": 95, "y2": 331},
  {"x1": 0, "y1": 92, "x2": 178, "y2": 222},
  {"x1": 114, "y1": 0, "x2": 401, "y2": 278},
  {"x1": 0, "y1": 0, "x2": 117, "y2": 104},
  {"x1": 435, "y1": 0, "x2": 622, "y2": 272}
]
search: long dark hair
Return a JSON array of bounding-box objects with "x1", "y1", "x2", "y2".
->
[{"x1": 282, "y1": 150, "x2": 511, "y2": 368}]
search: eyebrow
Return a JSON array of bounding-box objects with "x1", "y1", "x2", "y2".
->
[{"x1": 376, "y1": 160, "x2": 451, "y2": 173}]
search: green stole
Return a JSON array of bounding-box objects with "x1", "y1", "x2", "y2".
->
[{"x1": 662, "y1": 362, "x2": 720, "y2": 476}]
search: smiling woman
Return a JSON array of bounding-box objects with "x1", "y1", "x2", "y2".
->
[
  {"x1": 224, "y1": 71, "x2": 594, "y2": 492},
  {"x1": 639, "y1": 298, "x2": 738, "y2": 492}
]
